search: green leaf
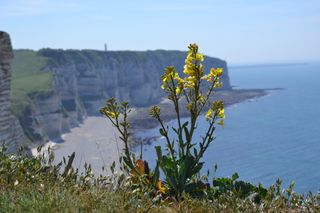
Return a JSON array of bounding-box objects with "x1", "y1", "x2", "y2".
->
[
  {"x1": 155, "y1": 146, "x2": 162, "y2": 160},
  {"x1": 160, "y1": 156, "x2": 178, "y2": 189},
  {"x1": 62, "y1": 152, "x2": 75, "y2": 177},
  {"x1": 172, "y1": 127, "x2": 179, "y2": 135},
  {"x1": 193, "y1": 148, "x2": 198, "y2": 158},
  {"x1": 177, "y1": 155, "x2": 202, "y2": 188},
  {"x1": 232, "y1": 172, "x2": 239, "y2": 181},
  {"x1": 159, "y1": 128, "x2": 165, "y2": 136},
  {"x1": 152, "y1": 161, "x2": 160, "y2": 187},
  {"x1": 182, "y1": 121, "x2": 189, "y2": 128},
  {"x1": 184, "y1": 126, "x2": 191, "y2": 142}
]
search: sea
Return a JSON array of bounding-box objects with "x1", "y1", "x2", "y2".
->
[{"x1": 134, "y1": 62, "x2": 320, "y2": 193}]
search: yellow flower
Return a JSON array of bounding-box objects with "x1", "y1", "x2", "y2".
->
[
  {"x1": 184, "y1": 82, "x2": 195, "y2": 89},
  {"x1": 177, "y1": 77, "x2": 184, "y2": 86},
  {"x1": 199, "y1": 64, "x2": 204, "y2": 76},
  {"x1": 186, "y1": 103, "x2": 193, "y2": 111},
  {"x1": 161, "y1": 77, "x2": 169, "y2": 90},
  {"x1": 184, "y1": 75, "x2": 197, "y2": 89},
  {"x1": 104, "y1": 111, "x2": 118, "y2": 119},
  {"x1": 183, "y1": 64, "x2": 194, "y2": 76},
  {"x1": 161, "y1": 66, "x2": 183, "y2": 91},
  {"x1": 201, "y1": 74, "x2": 212, "y2": 82},
  {"x1": 185, "y1": 76, "x2": 196, "y2": 83},
  {"x1": 210, "y1": 68, "x2": 223, "y2": 77},
  {"x1": 161, "y1": 74, "x2": 169, "y2": 84},
  {"x1": 156, "y1": 180, "x2": 167, "y2": 194},
  {"x1": 213, "y1": 80, "x2": 223, "y2": 88},
  {"x1": 197, "y1": 94, "x2": 205, "y2": 103},
  {"x1": 205, "y1": 109, "x2": 213, "y2": 120},
  {"x1": 217, "y1": 108, "x2": 225, "y2": 119},
  {"x1": 195, "y1": 53, "x2": 204, "y2": 62},
  {"x1": 176, "y1": 87, "x2": 182, "y2": 95},
  {"x1": 212, "y1": 100, "x2": 224, "y2": 110},
  {"x1": 218, "y1": 119, "x2": 224, "y2": 126},
  {"x1": 183, "y1": 44, "x2": 204, "y2": 78},
  {"x1": 206, "y1": 100, "x2": 225, "y2": 121}
]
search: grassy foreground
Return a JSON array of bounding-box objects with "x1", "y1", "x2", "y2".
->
[{"x1": 0, "y1": 146, "x2": 319, "y2": 212}]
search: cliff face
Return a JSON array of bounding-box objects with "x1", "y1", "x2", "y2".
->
[
  {"x1": 40, "y1": 49, "x2": 231, "y2": 110},
  {"x1": 0, "y1": 32, "x2": 24, "y2": 152},
  {"x1": 13, "y1": 49, "x2": 231, "y2": 144}
]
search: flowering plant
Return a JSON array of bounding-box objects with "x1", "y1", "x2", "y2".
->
[{"x1": 100, "y1": 44, "x2": 225, "y2": 199}]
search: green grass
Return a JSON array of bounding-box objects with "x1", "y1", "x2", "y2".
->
[
  {"x1": 11, "y1": 50, "x2": 52, "y2": 116},
  {"x1": 0, "y1": 147, "x2": 319, "y2": 212}
]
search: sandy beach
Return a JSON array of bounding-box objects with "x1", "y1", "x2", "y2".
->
[{"x1": 33, "y1": 117, "x2": 123, "y2": 175}]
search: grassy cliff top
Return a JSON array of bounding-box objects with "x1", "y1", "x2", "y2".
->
[{"x1": 11, "y1": 50, "x2": 53, "y2": 116}]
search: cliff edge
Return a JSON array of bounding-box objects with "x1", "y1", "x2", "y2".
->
[{"x1": 0, "y1": 31, "x2": 24, "y2": 152}]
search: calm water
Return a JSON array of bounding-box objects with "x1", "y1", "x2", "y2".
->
[{"x1": 135, "y1": 63, "x2": 320, "y2": 193}]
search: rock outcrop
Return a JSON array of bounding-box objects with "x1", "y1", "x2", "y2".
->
[
  {"x1": 13, "y1": 48, "x2": 231, "y2": 145},
  {"x1": 0, "y1": 32, "x2": 24, "y2": 152}
]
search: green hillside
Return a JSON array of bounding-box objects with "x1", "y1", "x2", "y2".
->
[{"x1": 11, "y1": 50, "x2": 53, "y2": 116}]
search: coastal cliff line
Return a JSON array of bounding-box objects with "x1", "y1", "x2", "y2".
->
[
  {"x1": 12, "y1": 48, "x2": 231, "y2": 146},
  {"x1": 0, "y1": 31, "x2": 24, "y2": 152}
]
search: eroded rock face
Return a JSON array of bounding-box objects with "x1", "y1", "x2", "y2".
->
[
  {"x1": 40, "y1": 49, "x2": 231, "y2": 114},
  {"x1": 15, "y1": 48, "x2": 232, "y2": 145},
  {"x1": 0, "y1": 31, "x2": 24, "y2": 152}
]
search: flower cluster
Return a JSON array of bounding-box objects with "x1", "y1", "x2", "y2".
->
[
  {"x1": 100, "y1": 98, "x2": 120, "y2": 119},
  {"x1": 205, "y1": 100, "x2": 225, "y2": 125},
  {"x1": 149, "y1": 105, "x2": 161, "y2": 118},
  {"x1": 161, "y1": 66, "x2": 184, "y2": 95},
  {"x1": 161, "y1": 44, "x2": 224, "y2": 95},
  {"x1": 183, "y1": 44, "x2": 204, "y2": 89},
  {"x1": 201, "y1": 67, "x2": 223, "y2": 88}
]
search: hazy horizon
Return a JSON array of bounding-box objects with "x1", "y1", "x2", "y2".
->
[{"x1": 1, "y1": 0, "x2": 320, "y2": 64}]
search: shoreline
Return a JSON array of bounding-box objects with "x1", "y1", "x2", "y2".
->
[
  {"x1": 31, "y1": 88, "x2": 280, "y2": 174},
  {"x1": 32, "y1": 117, "x2": 123, "y2": 175},
  {"x1": 128, "y1": 88, "x2": 274, "y2": 131}
]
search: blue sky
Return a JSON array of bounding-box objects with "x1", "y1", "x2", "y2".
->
[{"x1": 1, "y1": 0, "x2": 319, "y2": 64}]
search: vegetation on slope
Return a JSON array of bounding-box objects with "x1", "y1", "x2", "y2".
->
[
  {"x1": 1, "y1": 145, "x2": 319, "y2": 212},
  {"x1": 11, "y1": 50, "x2": 53, "y2": 117}
]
